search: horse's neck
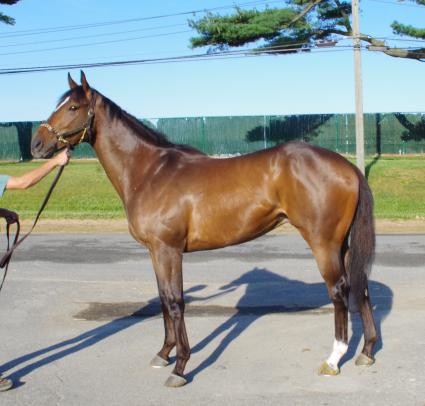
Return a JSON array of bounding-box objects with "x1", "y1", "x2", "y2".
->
[{"x1": 91, "y1": 108, "x2": 158, "y2": 204}]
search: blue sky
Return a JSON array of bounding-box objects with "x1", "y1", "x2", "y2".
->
[{"x1": 0, "y1": 0, "x2": 424, "y2": 121}]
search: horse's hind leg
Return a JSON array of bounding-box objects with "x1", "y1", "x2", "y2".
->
[
  {"x1": 342, "y1": 246, "x2": 377, "y2": 366},
  {"x1": 354, "y1": 284, "x2": 377, "y2": 366},
  {"x1": 312, "y1": 243, "x2": 350, "y2": 376},
  {"x1": 311, "y1": 242, "x2": 377, "y2": 373}
]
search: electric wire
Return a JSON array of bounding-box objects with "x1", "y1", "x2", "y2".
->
[
  {"x1": 1, "y1": 0, "x2": 423, "y2": 73},
  {"x1": 0, "y1": 45, "x2": 355, "y2": 75},
  {"x1": 367, "y1": 0, "x2": 425, "y2": 8},
  {"x1": 0, "y1": 0, "x2": 284, "y2": 39},
  {"x1": 0, "y1": 30, "x2": 192, "y2": 56},
  {"x1": 0, "y1": 40, "x2": 422, "y2": 76},
  {"x1": 374, "y1": 36, "x2": 425, "y2": 43},
  {"x1": 0, "y1": 23, "x2": 189, "y2": 49}
]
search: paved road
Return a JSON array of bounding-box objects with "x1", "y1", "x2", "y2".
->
[{"x1": 0, "y1": 233, "x2": 424, "y2": 405}]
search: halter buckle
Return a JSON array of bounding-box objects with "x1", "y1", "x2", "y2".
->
[{"x1": 57, "y1": 135, "x2": 71, "y2": 145}]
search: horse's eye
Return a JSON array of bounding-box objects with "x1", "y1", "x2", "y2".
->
[{"x1": 69, "y1": 105, "x2": 79, "y2": 111}]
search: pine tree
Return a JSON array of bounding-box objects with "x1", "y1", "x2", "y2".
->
[
  {"x1": 189, "y1": 1, "x2": 425, "y2": 61},
  {"x1": 0, "y1": 0, "x2": 20, "y2": 26},
  {"x1": 391, "y1": 0, "x2": 425, "y2": 43}
]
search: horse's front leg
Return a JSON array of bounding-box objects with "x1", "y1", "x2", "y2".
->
[
  {"x1": 150, "y1": 301, "x2": 176, "y2": 368},
  {"x1": 149, "y1": 243, "x2": 190, "y2": 387}
]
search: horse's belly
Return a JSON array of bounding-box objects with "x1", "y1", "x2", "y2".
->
[{"x1": 185, "y1": 207, "x2": 286, "y2": 252}]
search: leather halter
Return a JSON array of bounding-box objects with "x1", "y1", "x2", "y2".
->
[{"x1": 39, "y1": 96, "x2": 95, "y2": 147}]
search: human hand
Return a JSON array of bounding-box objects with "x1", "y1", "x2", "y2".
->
[{"x1": 54, "y1": 148, "x2": 71, "y2": 166}]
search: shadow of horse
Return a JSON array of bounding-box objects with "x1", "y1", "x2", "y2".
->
[
  {"x1": 187, "y1": 268, "x2": 392, "y2": 382},
  {"x1": 1, "y1": 268, "x2": 392, "y2": 386},
  {"x1": 0, "y1": 285, "x2": 206, "y2": 387}
]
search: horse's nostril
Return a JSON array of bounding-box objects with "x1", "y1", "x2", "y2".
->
[
  {"x1": 31, "y1": 139, "x2": 45, "y2": 158},
  {"x1": 32, "y1": 139, "x2": 43, "y2": 151}
]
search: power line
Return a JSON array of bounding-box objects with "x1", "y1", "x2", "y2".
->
[
  {"x1": 0, "y1": 41, "x2": 325, "y2": 68},
  {"x1": 0, "y1": 30, "x2": 192, "y2": 57},
  {"x1": 8, "y1": 41, "x2": 423, "y2": 78},
  {"x1": 0, "y1": 41, "x2": 310, "y2": 69},
  {"x1": 367, "y1": 0, "x2": 425, "y2": 8},
  {"x1": 0, "y1": 0, "x2": 283, "y2": 39},
  {"x1": 375, "y1": 36, "x2": 425, "y2": 44},
  {"x1": 0, "y1": 23, "x2": 188, "y2": 49},
  {"x1": 0, "y1": 45, "x2": 354, "y2": 75},
  {"x1": 2, "y1": 1, "x2": 420, "y2": 62},
  {"x1": 4, "y1": 30, "x2": 421, "y2": 57}
]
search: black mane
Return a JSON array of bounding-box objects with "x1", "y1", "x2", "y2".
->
[{"x1": 99, "y1": 92, "x2": 174, "y2": 148}]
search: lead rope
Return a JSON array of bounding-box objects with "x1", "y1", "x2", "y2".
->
[
  {"x1": 0, "y1": 161, "x2": 67, "y2": 293},
  {"x1": 0, "y1": 209, "x2": 20, "y2": 292}
]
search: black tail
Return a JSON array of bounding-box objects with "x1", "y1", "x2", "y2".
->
[{"x1": 347, "y1": 170, "x2": 376, "y2": 309}]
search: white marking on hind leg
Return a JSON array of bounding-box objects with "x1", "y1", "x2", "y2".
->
[{"x1": 326, "y1": 339, "x2": 348, "y2": 370}]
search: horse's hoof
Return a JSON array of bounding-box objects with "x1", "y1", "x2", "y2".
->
[
  {"x1": 164, "y1": 373, "x2": 187, "y2": 388},
  {"x1": 355, "y1": 353, "x2": 375, "y2": 366},
  {"x1": 318, "y1": 361, "x2": 340, "y2": 376},
  {"x1": 150, "y1": 355, "x2": 169, "y2": 368}
]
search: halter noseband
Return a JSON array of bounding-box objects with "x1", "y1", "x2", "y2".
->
[{"x1": 40, "y1": 96, "x2": 95, "y2": 147}]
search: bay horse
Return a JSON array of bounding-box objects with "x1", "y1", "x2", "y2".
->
[{"x1": 31, "y1": 72, "x2": 377, "y2": 387}]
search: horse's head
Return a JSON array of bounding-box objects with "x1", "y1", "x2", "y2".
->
[{"x1": 32, "y1": 71, "x2": 95, "y2": 158}]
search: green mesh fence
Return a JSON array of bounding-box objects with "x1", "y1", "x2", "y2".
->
[{"x1": 1, "y1": 113, "x2": 424, "y2": 160}]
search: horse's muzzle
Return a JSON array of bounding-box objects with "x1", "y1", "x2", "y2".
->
[{"x1": 31, "y1": 135, "x2": 55, "y2": 159}]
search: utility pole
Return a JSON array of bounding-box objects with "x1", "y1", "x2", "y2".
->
[{"x1": 352, "y1": 0, "x2": 365, "y2": 175}]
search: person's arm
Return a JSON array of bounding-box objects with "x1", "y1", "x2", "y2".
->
[{"x1": 6, "y1": 149, "x2": 70, "y2": 190}]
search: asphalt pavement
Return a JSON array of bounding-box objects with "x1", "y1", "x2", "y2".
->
[{"x1": 0, "y1": 233, "x2": 424, "y2": 406}]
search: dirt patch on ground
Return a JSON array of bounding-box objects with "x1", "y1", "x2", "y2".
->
[
  {"x1": 269, "y1": 219, "x2": 425, "y2": 234},
  {"x1": 11, "y1": 218, "x2": 425, "y2": 234},
  {"x1": 373, "y1": 219, "x2": 425, "y2": 234},
  {"x1": 16, "y1": 219, "x2": 131, "y2": 234}
]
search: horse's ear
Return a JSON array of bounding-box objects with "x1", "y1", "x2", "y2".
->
[
  {"x1": 68, "y1": 73, "x2": 78, "y2": 89},
  {"x1": 80, "y1": 70, "x2": 91, "y2": 98}
]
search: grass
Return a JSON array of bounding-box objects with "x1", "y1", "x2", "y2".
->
[
  {"x1": 365, "y1": 156, "x2": 425, "y2": 219},
  {"x1": 0, "y1": 160, "x2": 125, "y2": 219},
  {"x1": 0, "y1": 156, "x2": 424, "y2": 220}
]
